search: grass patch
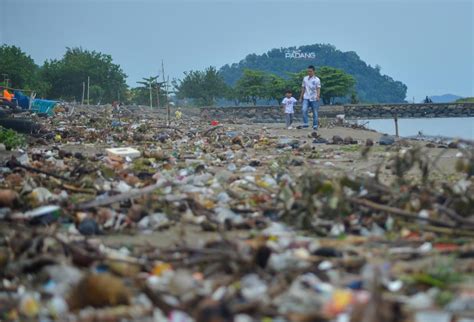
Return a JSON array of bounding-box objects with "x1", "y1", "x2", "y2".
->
[
  {"x1": 340, "y1": 145, "x2": 361, "y2": 153},
  {"x1": 0, "y1": 126, "x2": 26, "y2": 150},
  {"x1": 403, "y1": 257, "x2": 463, "y2": 290},
  {"x1": 132, "y1": 158, "x2": 155, "y2": 173},
  {"x1": 456, "y1": 97, "x2": 474, "y2": 103},
  {"x1": 319, "y1": 117, "x2": 330, "y2": 128}
]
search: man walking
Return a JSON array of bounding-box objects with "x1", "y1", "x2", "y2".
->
[{"x1": 299, "y1": 65, "x2": 321, "y2": 130}]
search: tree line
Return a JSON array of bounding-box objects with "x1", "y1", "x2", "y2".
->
[
  {"x1": 174, "y1": 66, "x2": 356, "y2": 106},
  {"x1": 1, "y1": 44, "x2": 356, "y2": 106},
  {"x1": 0, "y1": 45, "x2": 148, "y2": 105}
]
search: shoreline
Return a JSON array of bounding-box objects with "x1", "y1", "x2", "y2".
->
[
  {"x1": 351, "y1": 117, "x2": 474, "y2": 141},
  {"x1": 0, "y1": 110, "x2": 471, "y2": 321},
  {"x1": 200, "y1": 102, "x2": 474, "y2": 123}
]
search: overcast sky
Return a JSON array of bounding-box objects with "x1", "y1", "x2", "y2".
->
[{"x1": 1, "y1": 0, "x2": 473, "y2": 101}]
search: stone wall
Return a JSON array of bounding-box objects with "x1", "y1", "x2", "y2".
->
[
  {"x1": 200, "y1": 103, "x2": 474, "y2": 123},
  {"x1": 200, "y1": 105, "x2": 344, "y2": 123},
  {"x1": 344, "y1": 103, "x2": 474, "y2": 119}
]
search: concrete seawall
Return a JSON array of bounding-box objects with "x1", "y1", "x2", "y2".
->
[{"x1": 200, "y1": 103, "x2": 474, "y2": 123}]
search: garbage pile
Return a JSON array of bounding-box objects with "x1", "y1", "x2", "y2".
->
[{"x1": 0, "y1": 106, "x2": 474, "y2": 322}]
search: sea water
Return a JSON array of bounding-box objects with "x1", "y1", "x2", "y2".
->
[{"x1": 354, "y1": 117, "x2": 474, "y2": 140}]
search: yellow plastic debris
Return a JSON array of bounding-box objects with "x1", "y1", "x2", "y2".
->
[
  {"x1": 152, "y1": 262, "x2": 172, "y2": 276},
  {"x1": 19, "y1": 294, "x2": 40, "y2": 318}
]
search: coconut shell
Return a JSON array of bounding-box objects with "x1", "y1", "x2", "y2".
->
[
  {"x1": 68, "y1": 273, "x2": 130, "y2": 310},
  {"x1": 0, "y1": 189, "x2": 18, "y2": 207}
]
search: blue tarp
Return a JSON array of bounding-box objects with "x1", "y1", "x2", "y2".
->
[
  {"x1": 30, "y1": 99, "x2": 58, "y2": 116},
  {"x1": 13, "y1": 90, "x2": 30, "y2": 109}
]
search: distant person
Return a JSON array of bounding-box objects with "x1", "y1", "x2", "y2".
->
[
  {"x1": 424, "y1": 96, "x2": 433, "y2": 103},
  {"x1": 299, "y1": 65, "x2": 321, "y2": 130},
  {"x1": 282, "y1": 89, "x2": 297, "y2": 129},
  {"x1": 175, "y1": 107, "x2": 182, "y2": 120}
]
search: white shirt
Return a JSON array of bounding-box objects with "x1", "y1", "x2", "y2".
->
[
  {"x1": 302, "y1": 75, "x2": 321, "y2": 101},
  {"x1": 282, "y1": 97, "x2": 297, "y2": 113}
]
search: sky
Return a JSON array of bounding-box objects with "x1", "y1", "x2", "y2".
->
[{"x1": 1, "y1": 0, "x2": 473, "y2": 101}]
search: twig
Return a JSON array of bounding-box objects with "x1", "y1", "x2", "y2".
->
[
  {"x1": 61, "y1": 183, "x2": 97, "y2": 194},
  {"x1": 405, "y1": 223, "x2": 474, "y2": 238},
  {"x1": 75, "y1": 183, "x2": 162, "y2": 210},
  {"x1": 201, "y1": 125, "x2": 223, "y2": 136},
  {"x1": 350, "y1": 198, "x2": 455, "y2": 228},
  {"x1": 427, "y1": 148, "x2": 450, "y2": 177},
  {"x1": 437, "y1": 204, "x2": 474, "y2": 227},
  {"x1": 160, "y1": 246, "x2": 239, "y2": 259},
  {"x1": 181, "y1": 254, "x2": 229, "y2": 267},
  {"x1": 7, "y1": 157, "x2": 72, "y2": 182},
  {"x1": 153, "y1": 125, "x2": 184, "y2": 134},
  {"x1": 53, "y1": 234, "x2": 150, "y2": 267},
  {"x1": 143, "y1": 286, "x2": 177, "y2": 315}
]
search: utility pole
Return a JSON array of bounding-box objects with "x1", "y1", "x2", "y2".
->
[
  {"x1": 166, "y1": 76, "x2": 170, "y2": 124},
  {"x1": 156, "y1": 85, "x2": 160, "y2": 108},
  {"x1": 81, "y1": 82, "x2": 85, "y2": 105},
  {"x1": 393, "y1": 113, "x2": 399, "y2": 137},
  {"x1": 87, "y1": 76, "x2": 90, "y2": 105},
  {"x1": 162, "y1": 60, "x2": 170, "y2": 125},
  {"x1": 149, "y1": 81, "x2": 153, "y2": 109}
]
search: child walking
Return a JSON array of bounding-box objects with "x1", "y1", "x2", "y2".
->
[{"x1": 282, "y1": 90, "x2": 297, "y2": 129}]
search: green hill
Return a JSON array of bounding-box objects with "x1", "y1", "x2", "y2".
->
[
  {"x1": 455, "y1": 97, "x2": 474, "y2": 103},
  {"x1": 219, "y1": 44, "x2": 407, "y2": 103}
]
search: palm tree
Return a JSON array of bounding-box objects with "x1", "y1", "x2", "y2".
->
[{"x1": 137, "y1": 76, "x2": 164, "y2": 108}]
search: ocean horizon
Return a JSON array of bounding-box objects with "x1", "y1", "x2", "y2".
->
[{"x1": 354, "y1": 117, "x2": 474, "y2": 140}]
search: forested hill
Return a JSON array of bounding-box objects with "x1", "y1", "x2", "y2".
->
[{"x1": 219, "y1": 44, "x2": 407, "y2": 103}]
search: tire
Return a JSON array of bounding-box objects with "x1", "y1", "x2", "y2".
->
[{"x1": 0, "y1": 118, "x2": 41, "y2": 134}]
